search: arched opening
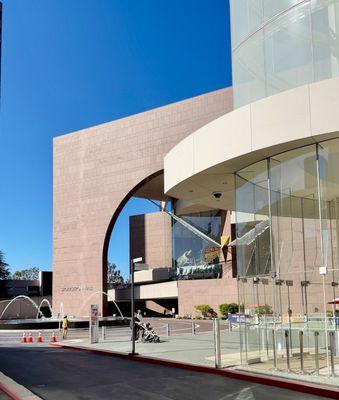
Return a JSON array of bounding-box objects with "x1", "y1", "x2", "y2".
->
[
  {"x1": 102, "y1": 170, "x2": 168, "y2": 315},
  {"x1": 101, "y1": 169, "x2": 234, "y2": 318}
]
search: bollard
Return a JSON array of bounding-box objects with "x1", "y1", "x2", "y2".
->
[
  {"x1": 272, "y1": 329, "x2": 278, "y2": 370},
  {"x1": 329, "y1": 331, "x2": 336, "y2": 377},
  {"x1": 299, "y1": 331, "x2": 304, "y2": 374},
  {"x1": 213, "y1": 318, "x2": 221, "y2": 369},
  {"x1": 101, "y1": 326, "x2": 106, "y2": 341},
  {"x1": 191, "y1": 321, "x2": 196, "y2": 335},
  {"x1": 284, "y1": 330, "x2": 290, "y2": 372},
  {"x1": 314, "y1": 331, "x2": 319, "y2": 376},
  {"x1": 166, "y1": 323, "x2": 170, "y2": 337},
  {"x1": 228, "y1": 319, "x2": 232, "y2": 332}
]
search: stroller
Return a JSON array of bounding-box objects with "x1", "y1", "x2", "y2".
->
[{"x1": 136, "y1": 321, "x2": 160, "y2": 343}]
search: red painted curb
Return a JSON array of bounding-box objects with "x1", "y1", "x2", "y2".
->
[
  {"x1": 0, "y1": 382, "x2": 23, "y2": 400},
  {"x1": 51, "y1": 343, "x2": 339, "y2": 399}
]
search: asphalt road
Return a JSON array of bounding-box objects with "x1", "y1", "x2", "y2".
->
[{"x1": 0, "y1": 343, "x2": 328, "y2": 400}]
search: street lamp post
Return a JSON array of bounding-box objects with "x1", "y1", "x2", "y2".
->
[{"x1": 130, "y1": 257, "x2": 143, "y2": 355}]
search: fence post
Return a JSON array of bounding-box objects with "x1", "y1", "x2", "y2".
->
[
  {"x1": 213, "y1": 318, "x2": 221, "y2": 369},
  {"x1": 272, "y1": 329, "x2": 278, "y2": 370},
  {"x1": 314, "y1": 331, "x2": 319, "y2": 376},
  {"x1": 191, "y1": 321, "x2": 196, "y2": 335},
  {"x1": 285, "y1": 330, "x2": 290, "y2": 372},
  {"x1": 329, "y1": 331, "x2": 336, "y2": 377},
  {"x1": 299, "y1": 331, "x2": 304, "y2": 374}
]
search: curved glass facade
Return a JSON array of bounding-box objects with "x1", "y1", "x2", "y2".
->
[
  {"x1": 235, "y1": 138, "x2": 339, "y2": 377},
  {"x1": 230, "y1": 0, "x2": 339, "y2": 108}
]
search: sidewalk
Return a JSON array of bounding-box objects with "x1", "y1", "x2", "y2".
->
[{"x1": 58, "y1": 329, "x2": 241, "y2": 367}]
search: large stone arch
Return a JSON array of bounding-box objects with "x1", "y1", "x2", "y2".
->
[
  {"x1": 52, "y1": 87, "x2": 232, "y2": 317},
  {"x1": 101, "y1": 169, "x2": 164, "y2": 315}
]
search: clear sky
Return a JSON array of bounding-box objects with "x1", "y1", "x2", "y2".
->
[{"x1": 0, "y1": 0, "x2": 232, "y2": 277}]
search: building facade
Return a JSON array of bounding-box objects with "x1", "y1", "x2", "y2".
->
[
  {"x1": 164, "y1": 0, "x2": 339, "y2": 376},
  {"x1": 53, "y1": 88, "x2": 233, "y2": 317}
]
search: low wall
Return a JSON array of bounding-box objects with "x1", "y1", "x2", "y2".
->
[{"x1": 177, "y1": 264, "x2": 237, "y2": 317}]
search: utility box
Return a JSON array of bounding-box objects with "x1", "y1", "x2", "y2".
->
[{"x1": 90, "y1": 304, "x2": 99, "y2": 344}]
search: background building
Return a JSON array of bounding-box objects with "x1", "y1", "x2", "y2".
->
[{"x1": 0, "y1": 271, "x2": 52, "y2": 319}]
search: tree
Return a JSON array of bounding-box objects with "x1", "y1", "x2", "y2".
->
[
  {"x1": 12, "y1": 267, "x2": 40, "y2": 280},
  {"x1": 107, "y1": 262, "x2": 124, "y2": 287},
  {"x1": 0, "y1": 251, "x2": 10, "y2": 280}
]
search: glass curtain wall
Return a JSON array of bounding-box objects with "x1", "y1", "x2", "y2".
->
[
  {"x1": 235, "y1": 139, "x2": 339, "y2": 379},
  {"x1": 172, "y1": 209, "x2": 223, "y2": 280},
  {"x1": 230, "y1": 0, "x2": 339, "y2": 108}
]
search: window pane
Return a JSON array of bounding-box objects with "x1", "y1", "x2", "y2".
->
[{"x1": 264, "y1": 2, "x2": 313, "y2": 96}]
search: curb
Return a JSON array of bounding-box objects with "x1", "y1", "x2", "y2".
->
[
  {"x1": 0, "y1": 371, "x2": 41, "y2": 400},
  {"x1": 0, "y1": 382, "x2": 22, "y2": 400},
  {"x1": 51, "y1": 343, "x2": 339, "y2": 399}
]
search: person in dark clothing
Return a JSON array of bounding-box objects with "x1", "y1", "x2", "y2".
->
[{"x1": 130, "y1": 312, "x2": 141, "y2": 341}]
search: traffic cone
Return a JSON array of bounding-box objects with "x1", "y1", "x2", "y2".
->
[
  {"x1": 50, "y1": 331, "x2": 57, "y2": 343},
  {"x1": 27, "y1": 332, "x2": 33, "y2": 343},
  {"x1": 37, "y1": 331, "x2": 43, "y2": 343},
  {"x1": 21, "y1": 332, "x2": 27, "y2": 343}
]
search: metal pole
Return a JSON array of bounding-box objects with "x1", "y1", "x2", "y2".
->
[
  {"x1": 285, "y1": 330, "x2": 290, "y2": 372},
  {"x1": 265, "y1": 314, "x2": 269, "y2": 360},
  {"x1": 299, "y1": 330, "x2": 304, "y2": 374},
  {"x1": 329, "y1": 331, "x2": 336, "y2": 377},
  {"x1": 314, "y1": 331, "x2": 319, "y2": 376},
  {"x1": 228, "y1": 318, "x2": 232, "y2": 332},
  {"x1": 58, "y1": 313, "x2": 61, "y2": 332},
  {"x1": 272, "y1": 329, "x2": 278, "y2": 370},
  {"x1": 213, "y1": 318, "x2": 221, "y2": 369},
  {"x1": 287, "y1": 284, "x2": 292, "y2": 351},
  {"x1": 130, "y1": 259, "x2": 136, "y2": 355},
  {"x1": 166, "y1": 323, "x2": 170, "y2": 337},
  {"x1": 192, "y1": 321, "x2": 196, "y2": 335},
  {"x1": 102, "y1": 325, "x2": 106, "y2": 341}
]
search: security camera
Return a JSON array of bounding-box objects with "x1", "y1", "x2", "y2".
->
[{"x1": 212, "y1": 191, "x2": 223, "y2": 199}]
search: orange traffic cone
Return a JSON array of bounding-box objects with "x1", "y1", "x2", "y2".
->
[
  {"x1": 50, "y1": 331, "x2": 57, "y2": 343},
  {"x1": 21, "y1": 332, "x2": 27, "y2": 343},
  {"x1": 27, "y1": 332, "x2": 33, "y2": 343},
  {"x1": 37, "y1": 331, "x2": 43, "y2": 343}
]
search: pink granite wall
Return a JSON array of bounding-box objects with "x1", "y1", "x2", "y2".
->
[
  {"x1": 178, "y1": 263, "x2": 238, "y2": 317},
  {"x1": 53, "y1": 88, "x2": 233, "y2": 316},
  {"x1": 130, "y1": 211, "x2": 172, "y2": 269}
]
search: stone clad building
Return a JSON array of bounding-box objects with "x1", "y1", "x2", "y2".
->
[{"x1": 53, "y1": 88, "x2": 234, "y2": 317}]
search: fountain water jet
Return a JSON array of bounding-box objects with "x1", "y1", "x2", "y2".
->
[
  {"x1": 0, "y1": 295, "x2": 44, "y2": 320},
  {"x1": 36, "y1": 298, "x2": 53, "y2": 319},
  {"x1": 77, "y1": 291, "x2": 124, "y2": 319}
]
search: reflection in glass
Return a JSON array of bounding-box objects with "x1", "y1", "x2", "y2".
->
[
  {"x1": 234, "y1": 139, "x2": 339, "y2": 381},
  {"x1": 172, "y1": 209, "x2": 223, "y2": 280},
  {"x1": 230, "y1": 0, "x2": 339, "y2": 108}
]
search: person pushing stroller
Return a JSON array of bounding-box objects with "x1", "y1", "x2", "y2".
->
[
  {"x1": 130, "y1": 310, "x2": 142, "y2": 341},
  {"x1": 130, "y1": 310, "x2": 160, "y2": 343}
]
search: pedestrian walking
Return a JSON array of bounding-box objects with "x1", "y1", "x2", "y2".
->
[{"x1": 62, "y1": 315, "x2": 69, "y2": 339}]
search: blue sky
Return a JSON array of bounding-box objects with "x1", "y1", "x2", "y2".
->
[{"x1": 0, "y1": 0, "x2": 232, "y2": 277}]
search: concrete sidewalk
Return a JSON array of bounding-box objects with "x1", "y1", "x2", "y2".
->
[{"x1": 58, "y1": 329, "x2": 242, "y2": 367}]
